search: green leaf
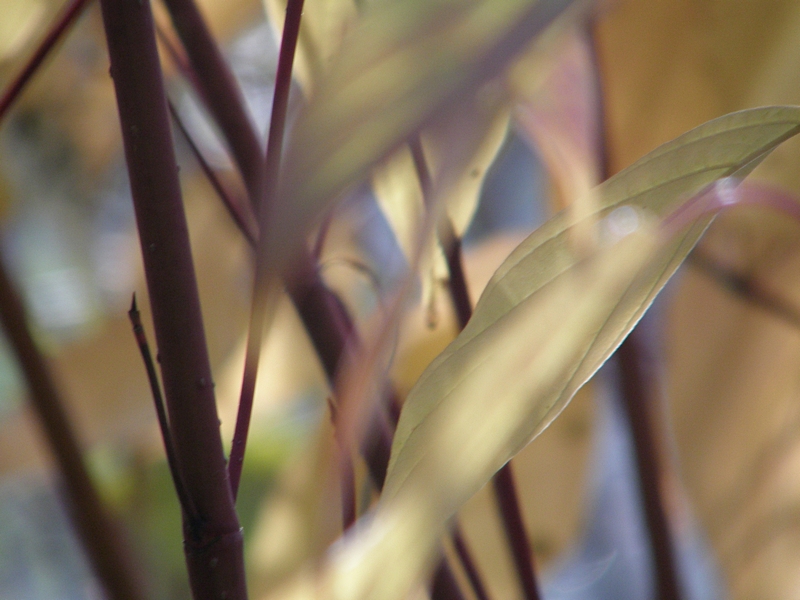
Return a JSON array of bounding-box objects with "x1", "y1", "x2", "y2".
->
[
  {"x1": 268, "y1": 105, "x2": 800, "y2": 600},
  {"x1": 385, "y1": 107, "x2": 800, "y2": 502}
]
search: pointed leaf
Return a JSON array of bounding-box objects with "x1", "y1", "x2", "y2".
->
[
  {"x1": 269, "y1": 0, "x2": 575, "y2": 270},
  {"x1": 385, "y1": 105, "x2": 800, "y2": 517}
]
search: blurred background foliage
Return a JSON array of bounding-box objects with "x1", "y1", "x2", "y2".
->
[{"x1": 0, "y1": 0, "x2": 799, "y2": 599}]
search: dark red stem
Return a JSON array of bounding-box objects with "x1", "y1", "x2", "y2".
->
[
  {"x1": 0, "y1": 254, "x2": 145, "y2": 600},
  {"x1": 590, "y1": 19, "x2": 682, "y2": 600},
  {"x1": 99, "y1": 0, "x2": 245, "y2": 597},
  {"x1": 229, "y1": 0, "x2": 306, "y2": 499},
  {"x1": 616, "y1": 334, "x2": 682, "y2": 600},
  {"x1": 493, "y1": 465, "x2": 540, "y2": 600},
  {"x1": 688, "y1": 249, "x2": 800, "y2": 329},
  {"x1": 128, "y1": 294, "x2": 198, "y2": 521},
  {"x1": 155, "y1": 18, "x2": 400, "y2": 502},
  {"x1": 452, "y1": 529, "x2": 491, "y2": 600},
  {"x1": 167, "y1": 99, "x2": 259, "y2": 245},
  {"x1": 0, "y1": 0, "x2": 92, "y2": 122},
  {"x1": 431, "y1": 562, "x2": 467, "y2": 600},
  {"x1": 161, "y1": 0, "x2": 265, "y2": 209}
]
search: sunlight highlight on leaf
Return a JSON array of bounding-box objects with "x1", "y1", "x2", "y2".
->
[
  {"x1": 384, "y1": 106, "x2": 800, "y2": 513},
  {"x1": 262, "y1": 106, "x2": 800, "y2": 600},
  {"x1": 319, "y1": 223, "x2": 660, "y2": 600}
]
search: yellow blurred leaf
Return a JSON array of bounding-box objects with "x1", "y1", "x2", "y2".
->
[
  {"x1": 320, "y1": 225, "x2": 660, "y2": 600},
  {"x1": 263, "y1": 0, "x2": 357, "y2": 94},
  {"x1": 370, "y1": 97, "x2": 509, "y2": 326},
  {"x1": 349, "y1": 106, "x2": 800, "y2": 599},
  {"x1": 0, "y1": 0, "x2": 45, "y2": 61},
  {"x1": 269, "y1": 0, "x2": 575, "y2": 271},
  {"x1": 264, "y1": 106, "x2": 800, "y2": 600}
]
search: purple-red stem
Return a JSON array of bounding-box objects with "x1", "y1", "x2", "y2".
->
[
  {"x1": 128, "y1": 295, "x2": 198, "y2": 521},
  {"x1": 431, "y1": 562, "x2": 467, "y2": 600},
  {"x1": 167, "y1": 99, "x2": 258, "y2": 246},
  {"x1": 590, "y1": 19, "x2": 682, "y2": 600},
  {"x1": 229, "y1": 0, "x2": 306, "y2": 499},
  {"x1": 161, "y1": 5, "x2": 476, "y2": 594},
  {"x1": 155, "y1": 33, "x2": 400, "y2": 497},
  {"x1": 493, "y1": 465, "x2": 541, "y2": 600},
  {"x1": 411, "y1": 135, "x2": 526, "y2": 600},
  {"x1": 0, "y1": 256, "x2": 146, "y2": 600},
  {"x1": 161, "y1": 0, "x2": 265, "y2": 210},
  {"x1": 616, "y1": 334, "x2": 682, "y2": 600},
  {"x1": 689, "y1": 249, "x2": 800, "y2": 329},
  {"x1": 99, "y1": 0, "x2": 245, "y2": 598},
  {"x1": 0, "y1": 0, "x2": 91, "y2": 122},
  {"x1": 452, "y1": 529, "x2": 491, "y2": 600}
]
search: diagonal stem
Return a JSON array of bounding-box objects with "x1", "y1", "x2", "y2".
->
[
  {"x1": 0, "y1": 250, "x2": 145, "y2": 600},
  {"x1": 229, "y1": 0, "x2": 306, "y2": 500},
  {"x1": 616, "y1": 334, "x2": 682, "y2": 600},
  {"x1": 128, "y1": 295, "x2": 198, "y2": 521},
  {"x1": 161, "y1": 0, "x2": 265, "y2": 211},
  {"x1": 409, "y1": 136, "x2": 499, "y2": 600},
  {"x1": 167, "y1": 99, "x2": 258, "y2": 245},
  {"x1": 0, "y1": 0, "x2": 92, "y2": 122},
  {"x1": 492, "y1": 464, "x2": 540, "y2": 600},
  {"x1": 99, "y1": 0, "x2": 245, "y2": 597}
]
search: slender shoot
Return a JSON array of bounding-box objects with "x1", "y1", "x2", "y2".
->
[{"x1": 128, "y1": 294, "x2": 198, "y2": 521}]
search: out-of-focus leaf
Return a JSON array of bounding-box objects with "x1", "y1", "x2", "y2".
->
[
  {"x1": 263, "y1": 0, "x2": 358, "y2": 93},
  {"x1": 386, "y1": 107, "x2": 800, "y2": 508},
  {"x1": 511, "y1": 25, "x2": 600, "y2": 212},
  {"x1": 370, "y1": 97, "x2": 509, "y2": 325},
  {"x1": 264, "y1": 106, "x2": 800, "y2": 600},
  {"x1": 316, "y1": 225, "x2": 660, "y2": 600},
  {"x1": 424, "y1": 97, "x2": 511, "y2": 237},
  {"x1": 0, "y1": 0, "x2": 45, "y2": 61},
  {"x1": 269, "y1": 0, "x2": 576, "y2": 271},
  {"x1": 371, "y1": 145, "x2": 424, "y2": 268}
]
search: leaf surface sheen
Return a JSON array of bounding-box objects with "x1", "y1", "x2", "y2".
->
[
  {"x1": 384, "y1": 106, "x2": 800, "y2": 518},
  {"x1": 266, "y1": 0, "x2": 576, "y2": 271},
  {"x1": 266, "y1": 107, "x2": 800, "y2": 600}
]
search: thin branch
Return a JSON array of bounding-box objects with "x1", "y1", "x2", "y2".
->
[
  {"x1": 128, "y1": 294, "x2": 198, "y2": 521},
  {"x1": 408, "y1": 137, "x2": 473, "y2": 329},
  {"x1": 688, "y1": 248, "x2": 800, "y2": 330},
  {"x1": 615, "y1": 334, "x2": 682, "y2": 600},
  {"x1": 431, "y1": 562, "x2": 467, "y2": 600},
  {"x1": 493, "y1": 465, "x2": 541, "y2": 600},
  {"x1": 99, "y1": 0, "x2": 245, "y2": 597},
  {"x1": 157, "y1": 16, "x2": 403, "y2": 503},
  {"x1": 230, "y1": 0, "x2": 306, "y2": 500},
  {"x1": 408, "y1": 135, "x2": 510, "y2": 600},
  {"x1": 0, "y1": 254, "x2": 145, "y2": 600},
  {"x1": 589, "y1": 19, "x2": 682, "y2": 600},
  {"x1": 0, "y1": 0, "x2": 92, "y2": 123},
  {"x1": 167, "y1": 99, "x2": 258, "y2": 245},
  {"x1": 452, "y1": 529, "x2": 491, "y2": 600},
  {"x1": 161, "y1": 0, "x2": 265, "y2": 210}
]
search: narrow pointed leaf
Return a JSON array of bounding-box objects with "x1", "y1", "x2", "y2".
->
[
  {"x1": 319, "y1": 225, "x2": 661, "y2": 600},
  {"x1": 385, "y1": 106, "x2": 800, "y2": 505},
  {"x1": 268, "y1": 0, "x2": 575, "y2": 271}
]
